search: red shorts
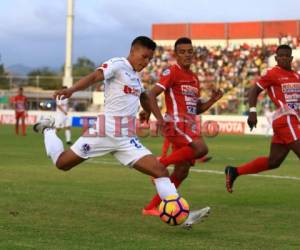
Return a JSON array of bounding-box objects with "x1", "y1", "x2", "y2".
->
[
  {"x1": 15, "y1": 112, "x2": 26, "y2": 119},
  {"x1": 163, "y1": 122, "x2": 201, "y2": 165},
  {"x1": 272, "y1": 115, "x2": 300, "y2": 144}
]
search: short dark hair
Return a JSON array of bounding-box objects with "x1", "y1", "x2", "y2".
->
[
  {"x1": 131, "y1": 36, "x2": 156, "y2": 50},
  {"x1": 174, "y1": 37, "x2": 192, "y2": 50},
  {"x1": 276, "y1": 44, "x2": 292, "y2": 53},
  {"x1": 19, "y1": 87, "x2": 23, "y2": 91}
]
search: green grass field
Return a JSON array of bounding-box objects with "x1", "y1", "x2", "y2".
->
[{"x1": 0, "y1": 125, "x2": 299, "y2": 250}]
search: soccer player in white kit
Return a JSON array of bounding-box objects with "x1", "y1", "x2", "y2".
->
[
  {"x1": 55, "y1": 86, "x2": 72, "y2": 145},
  {"x1": 33, "y1": 36, "x2": 184, "y2": 223}
]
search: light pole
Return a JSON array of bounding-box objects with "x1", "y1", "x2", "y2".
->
[{"x1": 63, "y1": 0, "x2": 74, "y2": 88}]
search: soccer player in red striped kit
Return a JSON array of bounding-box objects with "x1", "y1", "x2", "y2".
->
[
  {"x1": 141, "y1": 37, "x2": 223, "y2": 216},
  {"x1": 225, "y1": 44, "x2": 300, "y2": 193},
  {"x1": 13, "y1": 87, "x2": 28, "y2": 136}
]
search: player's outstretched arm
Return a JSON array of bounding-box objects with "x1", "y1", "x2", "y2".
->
[
  {"x1": 140, "y1": 91, "x2": 151, "y2": 114},
  {"x1": 247, "y1": 85, "x2": 263, "y2": 131},
  {"x1": 54, "y1": 70, "x2": 104, "y2": 99},
  {"x1": 196, "y1": 89, "x2": 223, "y2": 114}
]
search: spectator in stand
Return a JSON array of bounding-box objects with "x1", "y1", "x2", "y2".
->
[{"x1": 141, "y1": 39, "x2": 300, "y2": 114}]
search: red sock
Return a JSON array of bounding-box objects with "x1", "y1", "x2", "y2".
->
[
  {"x1": 161, "y1": 138, "x2": 170, "y2": 158},
  {"x1": 237, "y1": 157, "x2": 269, "y2": 175},
  {"x1": 15, "y1": 124, "x2": 19, "y2": 135},
  {"x1": 160, "y1": 145, "x2": 195, "y2": 167},
  {"x1": 145, "y1": 174, "x2": 182, "y2": 210},
  {"x1": 21, "y1": 120, "x2": 26, "y2": 136}
]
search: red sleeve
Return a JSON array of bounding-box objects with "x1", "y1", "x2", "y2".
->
[
  {"x1": 156, "y1": 67, "x2": 173, "y2": 90},
  {"x1": 257, "y1": 69, "x2": 274, "y2": 90}
]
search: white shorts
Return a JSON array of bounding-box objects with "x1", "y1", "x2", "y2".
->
[
  {"x1": 71, "y1": 133, "x2": 152, "y2": 166},
  {"x1": 55, "y1": 114, "x2": 71, "y2": 128}
]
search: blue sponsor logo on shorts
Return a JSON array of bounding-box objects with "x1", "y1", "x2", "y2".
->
[{"x1": 81, "y1": 143, "x2": 91, "y2": 155}]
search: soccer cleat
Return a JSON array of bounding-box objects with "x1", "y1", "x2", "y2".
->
[
  {"x1": 33, "y1": 117, "x2": 55, "y2": 133},
  {"x1": 181, "y1": 207, "x2": 211, "y2": 229},
  {"x1": 142, "y1": 208, "x2": 160, "y2": 216},
  {"x1": 225, "y1": 166, "x2": 238, "y2": 193}
]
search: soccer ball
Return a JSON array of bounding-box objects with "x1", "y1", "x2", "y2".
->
[{"x1": 159, "y1": 195, "x2": 189, "y2": 226}]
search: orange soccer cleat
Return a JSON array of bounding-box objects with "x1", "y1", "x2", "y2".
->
[{"x1": 142, "y1": 208, "x2": 160, "y2": 216}]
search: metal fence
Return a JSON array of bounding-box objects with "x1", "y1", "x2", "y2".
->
[{"x1": 0, "y1": 74, "x2": 271, "y2": 115}]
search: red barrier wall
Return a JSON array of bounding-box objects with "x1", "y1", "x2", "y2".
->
[
  {"x1": 190, "y1": 23, "x2": 225, "y2": 39},
  {"x1": 152, "y1": 20, "x2": 300, "y2": 40}
]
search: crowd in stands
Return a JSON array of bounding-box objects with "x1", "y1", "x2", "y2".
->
[{"x1": 141, "y1": 37, "x2": 300, "y2": 114}]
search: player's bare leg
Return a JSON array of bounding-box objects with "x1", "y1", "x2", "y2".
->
[
  {"x1": 55, "y1": 149, "x2": 85, "y2": 171},
  {"x1": 133, "y1": 154, "x2": 169, "y2": 178},
  {"x1": 172, "y1": 161, "x2": 191, "y2": 183},
  {"x1": 190, "y1": 138, "x2": 209, "y2": 158},
  {"x1": 268, "y1": 143, "x2": 290, "y2": 169},
  {"x1": 287, "y1": 140, "x2": 300, "y2": 159},
  {"x1": 15, "y1": 118, "x2": 19, "y2": 135},
  {"x1": 21, "y1": 116, "x2": 26, "y2": 136}
]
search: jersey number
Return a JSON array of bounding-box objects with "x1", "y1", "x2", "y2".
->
[
  {"x1": 187, "y1": 106, "x2": 197, "y2": 114},
  {"x1": 130, "y1": 138, "x2": 142, "y2": 149}
]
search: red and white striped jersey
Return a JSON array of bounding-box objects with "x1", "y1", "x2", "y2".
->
[
  {"x1": 14, "y1": 95, "x2": 27, "y2": 112},
  {"x1": 156, "y1": 64, "x2": 200, "y2": 122},
  {"x1": 257, "y1": 66, "x2": 300, "y2": 121}
]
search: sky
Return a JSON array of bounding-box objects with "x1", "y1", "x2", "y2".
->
[{"x1": 0, "y1": 0, "x2": 300, "y2": 69}]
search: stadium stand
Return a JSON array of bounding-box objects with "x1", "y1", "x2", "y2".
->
[
  {"x1": 141, "y1": 41, "x2": 300, "y2": 114},
  {"x1": 141, "y1": 20, "x2": 300, "y2": 114}
]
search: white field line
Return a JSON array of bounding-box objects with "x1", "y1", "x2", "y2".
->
[{"x1": 88, "y1": 159, "x2": 300, "y2": 181}]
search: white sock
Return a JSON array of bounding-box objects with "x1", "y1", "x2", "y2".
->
[
  {"x1": 65, "y1": 129, "x2": 71, "y2": 142},
  {"x1": 44, "y1": 128, "x2": 64, "y2": 165},
  {"x1": 154, "y1": 177, "x2": 179, "y2": 200}
]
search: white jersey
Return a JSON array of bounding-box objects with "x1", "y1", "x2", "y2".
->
[
  {"x1": 56, "y1": 98, "x2": 69, "y2": 116},
  {"x1": 71, "y1": 57, "x2": 152, "y2": 166},
  {"x1": 97, "y1": 57, "x2": 144, "y2": 117}
]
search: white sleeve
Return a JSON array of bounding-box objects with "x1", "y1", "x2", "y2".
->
[{"x1": 96, "y1": 59, "x2": 120, "y2": 80}]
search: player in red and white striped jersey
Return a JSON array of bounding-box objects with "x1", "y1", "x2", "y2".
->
[
  {"x1": 225, "y1": 44, "x2": 300, "y2": 193},
  {"x1": 142, "y1": 37, "x2": 223, "y2": 215}
]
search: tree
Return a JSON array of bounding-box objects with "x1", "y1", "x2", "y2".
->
[
  {"x1": 0, "y1": 64, "x2": 9, "y2": 89},
  {"x1": 27, "y1": 67, "x2": 62, "y2": 90},
  {"x1": 72, "y1": 57, "x2": 95, "y2": 79}
]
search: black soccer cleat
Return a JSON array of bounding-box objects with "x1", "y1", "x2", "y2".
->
[{"x1": 225, "y1": 166, "x2": 238, "y2": 193}]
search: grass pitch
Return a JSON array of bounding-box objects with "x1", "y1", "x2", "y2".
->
[{"x1": 0, "y1": 125, "x2": 299, "y2": 249}]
